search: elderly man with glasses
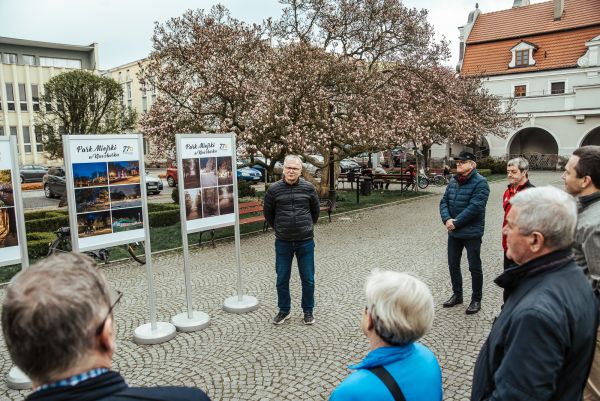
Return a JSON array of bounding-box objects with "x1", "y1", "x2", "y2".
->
[
  {"x1": 263, "y1": 155, "x2": 321, "y2": 325},
  {"x1": 1, "y1": 253, "x2": 211, "y2": 401}
]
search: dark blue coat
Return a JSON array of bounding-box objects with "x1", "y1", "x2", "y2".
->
[{"x1": 439, "y1": 170, "x2": 490, "y2": 239}]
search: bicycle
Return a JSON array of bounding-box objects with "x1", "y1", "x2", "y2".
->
[{"x1": 47, "y1": 227, "x2": 146, "y2": 265}]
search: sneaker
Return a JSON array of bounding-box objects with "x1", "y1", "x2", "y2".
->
[
  {"x1": 272, "y1": 311, "x2": 290, "y2": 325},
  {"x1": 303, "y1": 311, "x2": 315, "y2": 325}
]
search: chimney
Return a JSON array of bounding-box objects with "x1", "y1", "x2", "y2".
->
[
  {"x1": 512, "y1": 0, "x2": 530, "y2": 8},
  {"x1": 554, "y1": 0, "x2": 564, "y2": 20}
]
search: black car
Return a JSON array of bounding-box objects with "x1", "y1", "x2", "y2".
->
[
  {"x1": 43, "y1": 167, "x2": 163, "y2": 198},
  {"x1": 20, "y1": 164, "x2": 48, "y2": 183}
]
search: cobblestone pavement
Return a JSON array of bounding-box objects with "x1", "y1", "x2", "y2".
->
[{"x1": 0, "y1": 172, "x2": 563, "y2": 400}]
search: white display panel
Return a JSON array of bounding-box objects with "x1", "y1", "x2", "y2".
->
[
  {"x1": 177, "y1": 134, "x2": 237, "y2": 233},
  {"x1": 63, "y1": 135, "x2": 147, "y2": 252},
  {"x1": 0, "y1": 139, "x2": 24, "y2": 266}
]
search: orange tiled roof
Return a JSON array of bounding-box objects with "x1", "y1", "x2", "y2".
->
[
  {"x1": 461, "y1": 25, "x2": 600, "y2": 76},
  {"x1": 467, "y1": 0, "x2": 600, "y2": 43}
]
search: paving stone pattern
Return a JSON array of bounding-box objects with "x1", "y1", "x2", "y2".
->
[{"x1": 0, "y1": 172, "x2": 563, "y2": 400}]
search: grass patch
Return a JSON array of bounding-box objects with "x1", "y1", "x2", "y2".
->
[{"x1": 333, "y1": 189, "x2": 430, "y2": 213}]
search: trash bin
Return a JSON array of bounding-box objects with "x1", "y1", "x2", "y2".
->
[{"x1": 360, "y1": 177, "x2": 372, "y2": 196}]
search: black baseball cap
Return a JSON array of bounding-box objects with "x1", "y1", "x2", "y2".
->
[{"x1": 453, "y1": 151, "x2": 476, "y2": 162}]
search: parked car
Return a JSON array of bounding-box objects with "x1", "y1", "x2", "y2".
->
[
  {"x1": 43, "y1": 167, "x2": 163, "y2": 198},
  {"x1": 340, "y1": 159, "x2": 361, "y2": 173},
  {"x1": 20, "y1": 164, "x2": 48, "y2": 183},
  {"x1": 165, "y1": 164, "x2": 262, "y2": 186}
]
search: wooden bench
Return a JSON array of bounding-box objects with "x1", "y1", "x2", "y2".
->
[{"x1": 199, "y1": 200, "x2": 333, "y2": 247}]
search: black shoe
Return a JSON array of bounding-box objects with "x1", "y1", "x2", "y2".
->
[
  {"x1": 303, "y1": 311, "x2": 315, "y2": 325},
  {"x1": 443, "y1": 294, "x2": 463, "y2": 308},
  {"x1": 272, "y1": 311, "x2": 290, "y2": 325},
  {"x1": 466, "y1": 300, "x2": 481, "y2": 315}
]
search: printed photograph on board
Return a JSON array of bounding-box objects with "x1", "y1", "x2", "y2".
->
[
  {"x1": 75, "y1": 187, "x2": 110, "y2": 213},
  {"x1": 108, "y1": 161, "x2": 140, "y2": 185},
  {"x1": 0, "y1": 207, "x2": 18, "y2": 247},
  {"x1": 77, "y1": 211, "x2": 112, "y2": 238},
  {"x1": 110, "y1": 185, "x2": 142, "y2": 209},
  {"x1": 0, "y1": 170, "x2": 14, "y2": 207},
  {"x1": 111, "y1": 207, "x2": 143, "y2": 232},
  {"x1": 200, "y1": 157, "x2": 218, "y2": 188},
  {"x1": 217, "y1": 157, "x2": 233, "y2": 186},
  {"x1": 184, "y1": 188, "x2": 202, "y2": 221},
  {"x1": 218, "y1": 185, "x2": 234, "y2": 215},
  {"x1": 73, "y1": 162, "x2": 109, "y2": 188},
  {"x1": 202, "y1": 187, "x2": 219, "y2": 217},
  {"x1": 182, "y1": 158, "x2": 200, "y2": 189}
]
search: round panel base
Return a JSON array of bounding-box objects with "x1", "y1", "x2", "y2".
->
[
  {"x1": 6, "y1": 366, "x2": 31, "y2": 390},
  {"x1": 133, "y1": 322, "x2": 177, "y2": 345},
  {"x1": 223, "y1": 295, "x2": 260, "y2": 314},
  {"x1": 171, "y1": 311, "x2": 211, "y2": 332}
]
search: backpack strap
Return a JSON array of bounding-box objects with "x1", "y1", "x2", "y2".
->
[{"x1": 367, "y1": 366, "x2": 407, "y2": 401}]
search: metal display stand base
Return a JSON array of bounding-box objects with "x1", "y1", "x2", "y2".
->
[
  {"x1": 171, "y1": 311, "x2": 211, "y2": 332},
  {"x1": 6, "y1": 366, "x2": 31, "y2": 390},
  {"x1": 223, "y1": 295, "x2": 260, "y2": 313},
  {"x1": 133, "y1": 322, "x2": 177, "y2": 345}
]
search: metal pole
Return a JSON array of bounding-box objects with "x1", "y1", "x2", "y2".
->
[
  {"x1": 10, "y1": 137, "x2": 29, "y2": 269},
  {"x1": 176, "y1": 136, "x2": 194, "y2": 318},
  {"x1": 328, "y1": 145, "x2": 335, "y2": 208}
]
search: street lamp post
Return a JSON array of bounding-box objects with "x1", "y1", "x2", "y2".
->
[{"x1": 328, "y1": 145, "x2": 336, "y2": 208}]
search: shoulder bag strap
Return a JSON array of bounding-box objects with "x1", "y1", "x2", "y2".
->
[{"x1": 367, "y1": 366, "x2": 407, "y2": 401}]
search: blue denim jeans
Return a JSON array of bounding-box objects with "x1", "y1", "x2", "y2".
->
[
  {"x1": 447, "y1": 235, "x2": 483, "y2": 301},
  {"x1": 275, "y1": 239, "x2": 315, "y2": 313}
]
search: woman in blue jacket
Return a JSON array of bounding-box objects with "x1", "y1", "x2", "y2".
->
[{"x1": 330, "y1": 270, "x2": 442, "y2": 401}]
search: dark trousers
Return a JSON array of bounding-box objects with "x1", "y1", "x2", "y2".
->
[
  {"x1": 275, "y1": 239, "x2": 315, "y2": 313},
  {"x1": 447, "y1": 235, "x2": 483, "y2": 301}
]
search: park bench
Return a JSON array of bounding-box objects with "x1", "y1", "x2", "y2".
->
[{"x1": 199, "y1": 200, "x2": 333, "y2": 247}]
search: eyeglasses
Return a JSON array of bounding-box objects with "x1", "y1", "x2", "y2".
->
[{"x1": 95, "y1": 289, "x2": 123, "y2": 336}]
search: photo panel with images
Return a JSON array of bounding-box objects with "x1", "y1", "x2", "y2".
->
[
  {"x1": 73, "y1": 162, "x2": 109, "y2": 188},
  {"x1": 200, "y1": 157, "x2": 218, "y2": 188},
  {"x1": 111, "y1": 207, "x2": 143, "y2": 233},
  {"x1": 0, "y1": 207, "x2": 18, "y2": 248},
  {"x1": 217, "y1": 156, "x2": 233, "y2": 186},
  {"x1": 75, "y1": 186, "x2": 110, "y2": 213},
  {"x1": 77, "y1": 211, "x2": 112, "y2": 238},
  {"x1": 0, "y1": 169, "x2": 14, "y2": 207},
  {"x1": 110, "y1": 184, "x2": 142, "y2": 209},
  {"x1": 202, "y1": 187, "x2": 219, "y2": 218},
  {"x1": 182, "y1": 158, "x2": 200, "y2": 189},
  {"x1": 184, "y1": 188, "x2": 203, "y2": 221},
  {"x1": 108, "y1": 161, "x2": 140, "y2": 185},
  {"x1": 218, "y1": 185, "x2": 234, "y2": 215}
]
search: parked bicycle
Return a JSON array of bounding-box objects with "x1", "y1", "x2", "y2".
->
[{"x1": 47, "y1": 227, "x2": 146, "y2": 265}]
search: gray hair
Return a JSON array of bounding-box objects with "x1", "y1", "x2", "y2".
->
[
  {"x1": 507, "y1": 157, "x2": 529, "y2": 172},
  {"x1": 365, "y1": 270, "x2": 434, "y2": 346},
  {"x1": 510, "y1": 186, "x2": 577, "y2": 250},
  {"x1": 284, "y1": 155, "x2": 303, "y2": 169},
  {"x1": 1, "y1": 253, "x2": 111, "y2": 384}
]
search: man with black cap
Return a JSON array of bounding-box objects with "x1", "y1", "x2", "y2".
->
[{"x1": 439, "y1": 151, "x2": 490, "y2": 314}]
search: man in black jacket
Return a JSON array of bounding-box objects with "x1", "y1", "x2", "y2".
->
[
  {"x1": 263, "y1": 155, "x2": 320, "y2": 325},
  {"x1": 471, "y1": 186, "x2": 598, "y2": 401},
  {"x1": 1, "y1": 253, "x2": 211, "y2": 401}
]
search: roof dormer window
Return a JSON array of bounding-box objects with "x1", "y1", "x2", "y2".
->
[{"x1": 509, "y1": 41, "x2": 537, "y2": 68}]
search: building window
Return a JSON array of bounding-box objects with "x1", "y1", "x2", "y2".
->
[
  {"x1": 151, "y1": 86, "x2": 157, "y2": 104},
  {"x1": 10, "y1": 126, "x2": 17, "y2": 139},
  {"x1": 126, "y1": 82, "x2": 132, "y2": 99},
  {"x1": 514, "y1": 85, "x2": 527, "y2": 97},
  {"x1": 31, "y1": 85, "x2": 40, "y2": 111},
  {"x1": 22, "y1": 55, "x2": 36, "y2": 65},
  {"x1": 515, "y1": 50, "x2": 529, "y2": 67},
  {"x1": 44, "y1": 88, "x2": 52, "y2": 112},
  {"x1": 5, "y1": 84, "x2": 15, "y2": 111},
  {"x1": 2, "y1": 53, "x2": 17, "y2": 64},
  {"x1": 551, "y1": 82, "x2": 565, "y2": 94},
  {"x1": 23, "y1": 127, "x2": 32, "y2": 153},
  {"x1": 0, "y1": 126, "x2": 4, "y2": 136},
  {"x1": 40, "y1": 57, "x2": 81, "y2": 69},
  {"x1": 19, "y1": 84, "x2": 28, "y2": 111},
  {"x1": 35, "y1": 126, "x2": 44, "y2": 152},
  {"x1": 141, "y1": 86, "x2": 148, "y2": 113}
]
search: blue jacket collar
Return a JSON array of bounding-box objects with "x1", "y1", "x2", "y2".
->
[{"x1": 349, "y1": 344, "x2": 416, "y2": 370}]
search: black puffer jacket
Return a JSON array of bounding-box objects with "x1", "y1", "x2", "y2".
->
[{"x1": 263, "y1": 178, "x2": 320, "y2": 241}]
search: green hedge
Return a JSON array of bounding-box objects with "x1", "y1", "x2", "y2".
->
[
  {"x1": 26, "y1": 232, "x2": 56, "y2": 259},
  {"x1": 478, "y1": 169, "x2": 492, "y2": 177},
  {"x1": 477, "y1": 157, "x2": 507, "y2": 174}
]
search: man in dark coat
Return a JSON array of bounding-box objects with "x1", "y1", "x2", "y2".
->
[
  {"x1": 263, "y1": 155, "x2": 320, "y2": 325},
  {"x1": 1, "y1": 253, "x2": 210, "y2": 401},
  {"x1": 440, "y1": 151, "x2": 490, "y2": 314},
  {"x1": 471, "y1": 186, "x2": 598, "y2": 401}
]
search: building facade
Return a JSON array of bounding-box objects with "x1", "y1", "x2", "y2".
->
[
  {"x1": 440, "y1": 0, "x2": 600, "y2": 168},
  {"x1": 0, "y1": 37, "x2": 98, "y2": 164}
]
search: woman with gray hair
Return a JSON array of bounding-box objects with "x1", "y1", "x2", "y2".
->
[{"x1": 330, "y1": 270, "x2": 442, "y2": 401}]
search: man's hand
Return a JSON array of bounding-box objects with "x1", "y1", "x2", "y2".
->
[{"x1": 445, "y1": 219, "x2": 456, "y2": 231}]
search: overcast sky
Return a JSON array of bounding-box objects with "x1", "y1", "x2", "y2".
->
[{"x1": 1, "y1": 0, "x2": 547, "y2": 70}]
